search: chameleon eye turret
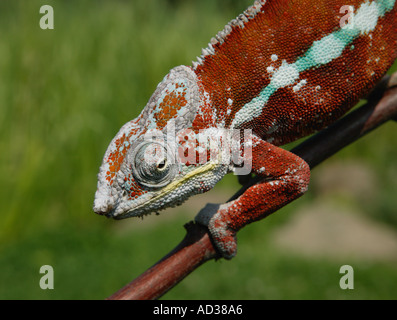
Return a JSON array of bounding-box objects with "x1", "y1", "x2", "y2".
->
[
  {"x1": 95, "y1": 0, "x2": 397, "y2": 259},
  {"x1": 130, "y1": 141, "x2": 177, "y2": 188}
]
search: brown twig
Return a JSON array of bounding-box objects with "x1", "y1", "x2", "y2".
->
[{"x1": 107, "y1": 72, "x2": 397, "y2": 300}]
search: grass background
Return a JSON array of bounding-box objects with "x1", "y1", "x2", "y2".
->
[{"x1": 0, "y1": 0, "x2": 396, "y2": 299}]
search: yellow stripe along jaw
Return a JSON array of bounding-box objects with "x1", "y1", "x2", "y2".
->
[
  {"x1": 160, "y1": 160, "x2": 219, "y2": 194},
  {"x1": 112, "y1": 159, "x2": 228, "y2": 220}
]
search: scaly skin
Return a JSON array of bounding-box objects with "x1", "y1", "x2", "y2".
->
[{"x1": 94, "y1": 0, "x2": 397, "y2": 259}]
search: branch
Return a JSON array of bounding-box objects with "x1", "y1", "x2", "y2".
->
[{"x1": 107, "y1": 72, "x2": 397, "y2": 300}]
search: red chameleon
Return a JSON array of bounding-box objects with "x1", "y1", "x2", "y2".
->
[{"x1": 94, "y1": 0, "x2": 397, "y2": 259}]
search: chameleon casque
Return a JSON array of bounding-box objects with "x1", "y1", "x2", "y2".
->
[{"x1": 94, "y1": 0, "x2": 397, "y2": 259}]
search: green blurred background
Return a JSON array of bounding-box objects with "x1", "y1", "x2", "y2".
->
[{"x1": 0, "y1": 0, "x2": 396, "y2": 299}]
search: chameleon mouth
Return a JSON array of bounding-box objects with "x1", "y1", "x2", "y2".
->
[{"x1": 106, "y1": 160, "x2": 224, "y2": 220}]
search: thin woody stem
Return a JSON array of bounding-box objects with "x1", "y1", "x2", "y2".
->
[{"x1": 107, "y1": 72, "x2": 397, "y2": 300}]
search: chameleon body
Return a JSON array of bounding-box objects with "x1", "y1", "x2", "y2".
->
[{"x1": 94, "y1": 0, "x2": 397, "y2": 259}]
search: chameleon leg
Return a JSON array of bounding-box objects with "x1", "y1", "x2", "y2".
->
[{"x1": 195, "y1": 134, "x2": 310, "y2": 259}]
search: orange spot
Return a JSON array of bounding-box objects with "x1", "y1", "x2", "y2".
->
[{"x1": 154, "y1": 88, "x2": 188, "y2": 128}]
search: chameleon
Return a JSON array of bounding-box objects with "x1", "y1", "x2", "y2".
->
[{"x1": 94, "y1": 0, "x2": 397, "y2": 259}]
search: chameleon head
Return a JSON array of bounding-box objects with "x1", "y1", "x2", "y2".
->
[{"x1": 93, "y1": 65, "x2": 228, "y2": 219}]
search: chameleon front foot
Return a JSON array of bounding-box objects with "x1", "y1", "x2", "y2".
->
[{"x1": 195, "y1": 203, "x2": 238, "y2": 260}]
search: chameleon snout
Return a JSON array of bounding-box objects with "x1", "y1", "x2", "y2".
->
[{"x1": 93, "y1": 194, "x2": 116, "y2": 217}]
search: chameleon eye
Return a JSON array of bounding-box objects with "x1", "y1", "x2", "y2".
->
[
  {"x1": 156, "y1": 158, "x2": 167, "y2": 171},
  {"x1": 131, "y1": 141, "x2": 176, "y2": 188}
]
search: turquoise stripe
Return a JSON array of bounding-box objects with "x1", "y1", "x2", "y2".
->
[{"x1": 232, "y1": 0, "x2": 395, "y2": 128}]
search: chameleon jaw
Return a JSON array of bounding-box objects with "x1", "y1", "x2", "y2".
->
[{"x1": 104, "y1": 160, "x2": 229, "y2": 220}]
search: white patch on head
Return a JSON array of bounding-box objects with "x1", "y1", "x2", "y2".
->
[{"x1": 271, "y1": 54, "x2": 278, "y2": 61}]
